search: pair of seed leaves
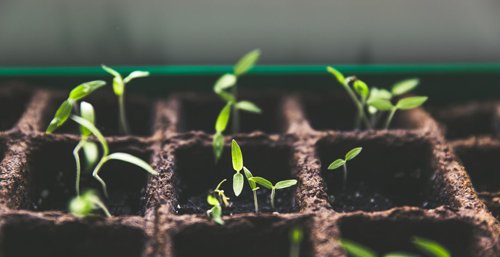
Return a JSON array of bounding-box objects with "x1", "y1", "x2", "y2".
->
[
  {"x1": 230, "y1": 140, "x2": 297, "y2": 197},
  {"x1": 328, "y1": 147, "x2": 363, "y2": 170},
  {"x1": 339, "y1": 237, "x2": 450, "y2": 257}
]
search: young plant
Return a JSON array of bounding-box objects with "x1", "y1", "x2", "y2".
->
[
  {"x1": 328, "y1": 147, "x2": 362, "y2": 190},
  {"x1": 212, "y1": 50, "x2": 262, "y2": 160},
  {"x1": 231, "y1": 139, "x2": 245, "y2": 197},
  {"x1": 368, "y1": 96, "x2": 428, "y2": 129},
  {"x1": 73, "y1": 101, "x2": 99, "y2": 196},
  {"x1": 69, "y1": 190, "x2": 111, "y2": 218},
  {"x1": 207, "y1": 194, "x2": 224, "y2": 225},
  {"x1": 102, "y1": 65, "x2": 150, "y2": 134},
  {"x1": 248, "y1": 176, "x2": 297, "y2": 210},
  {"x1": 70, "y1": 115, "x2": 159, "y2": 197},
  {"x1": 289, "y1": 225, "x2": 304, "y2": 257},
  {"x1": 213, "y1": 179, "x2": 231, "y2": 207},
  {"x1": 243, "y1": 167, "x2": 260, "y2": 213},
  {"x1": 339, "y1": 237, "x2": 451, "y2": 257},
  {"x1": 46, "y1": 80, "x2": 106, "y2": 133}
]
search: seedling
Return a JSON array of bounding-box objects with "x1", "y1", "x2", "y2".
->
[
  {"x1": 46, "y1": 80, "x2": 106, "y2": 133},
  {"x1": 327, "y1": 67, "x2": 426, "y2": 130},
  {"x1": 231, "y1": 139, "x2": 245, "y2": 197},
  {"x1": 212, "y1": 50, "x2": 262, "y2": 161},
  {"x1": 70, "y1": 115, "x2": 159, "y2": 197},
  {"x1": 69, "y1": 190, "x2": 111, "y2": 218},
  {"x1": 102, "y1": 65, "x2": 150, "y2": 134},
  {"x1": 248, "y1": 176, "x2": 297, "y2": 210},
  {"x1": 243, "y1": 167, "x2": 260, "y2": 213},
  {"x1": 289, "y1": 225, "x2": 304, "y2": 257},
  {"x1": 213, "y1": 179, "x2": 231, "y2": 207},
  {"x1": 339, "y1": 237, "x2": 451, "y2": 257},
  {"x1": 207, "y1": 194, "x2": 224, "y2": 225},
  {"x1": 328, "y1": 147, "x2": 362, "y2": 189}
]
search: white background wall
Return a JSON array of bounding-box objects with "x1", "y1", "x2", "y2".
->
[{"x1": 1, "y1": 0, "x2": 499, "y2": 65}]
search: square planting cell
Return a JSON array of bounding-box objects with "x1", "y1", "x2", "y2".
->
[
  {"x1": 171, "y1": 217, "x2": 313, "y2": 257},
  {"x1": 177, "y1": 94, "x2": 284, "y2": 134},
  {"x1": 431, "y1": 101, "x2": 499, "y2": 139},
  {"x1": 24, "y1": 141, "x2": 151, "y2": 216},
  {"x1": 45, "y1": 94, "x2": 155, "y2": 137},
  {"x1": 302, "y1": 94, "x2": 421, "y2": 131},
  {"x1": 0, "y1": 89, "x2": 32, "y2": 131},
  {"x1": 317, "y1": 136, "x2": 443, "y2": 212},
  {"x1": 173, "y1": 139, "x2": 297, "y2": 214},
  {"x1": 0, "y1": 216, "x2": 147, "y2": 257},
  {"x1": 338, "y1": 216, "x2": 478, "y2": 257}
]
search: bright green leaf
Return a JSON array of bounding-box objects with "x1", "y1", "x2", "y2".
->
[
  {"x1": 215, "y1": 103, "x2": 232, "y2": 132},
  {"x1": 106, "y1": 152, "x2": 159, "y2": 176},
  {"x1": 207, "y1": 194, "x2": 219, "y2": 206},
  {"x1": 339, "y1": 239, "x2": 377, "y2": 257},
  {"x1": 243, "y1": 167, "x2": 257, "y2": 189},
  {"x1": 69, "y1": 194, "x2": 94, "y2": 218},
  {"x1": 392, "y1": 78, "x2": 419, "y2": 96},
  {"x1": 70, "y1": 115, "x2": 109, "y2": 156},
  {"x1": 82, "y1": 141, "x2": 99, "y2": 168},
  {"x1": 368, "y1": 98, "x2": 394, "y2": 111},
  {"x1": 369, "y1": 87, "x2": 392, "y2": 101},
  {"x1": 214, "y1": 73, "x2": 237, "y2": 93},
  {"x1": 396, "y1": 96, "x2": 428, "y2": 110},
  {"x1": 235, "y1": 101, "x2": 262, "y2": 113},
  {"x1": 275, "y1": 179, "x2": 298, "y2": 189},
  {"x1": 112, "y1": 77, "x2": 125, "y2": 96},
  {"x1": 413, "y1": 237, "x2": 450, "y2": 257},
  {"x1": 101, "y1": 64, "x2": 121, "y2": 78},
  {"x1": 233, "y1": 172, "x2": 244, "y2": 196},
  {"x1": 124, "y1": 70, "x2": 149, "y2": 84},
  {"x1": 345, "y1": 147, "x2": 362, "y2": 161},
  {"x1": 231, "y1": 139, "x2": 243, "y2": 172},
  {"x1": 353, "y1": 80, "x2": 369, "y2": 100},
  {"x1": 46, "y1": 100, "x2": 73, "y2": 133},
  {"x1": 328, "y1": 159, "x2": 345, "y2": 170},
  {"x1": 326, "y1": 66, "x2": 345, "y2": 85},
  {"x1": 248, "y1": 177, "x2": 273, "y2": 189},
  {"x1": 212, "y1": 133, "x2": 225, "y2": 161},
  {"x1": 79, "y1": 101, "x2": 95, "y2": 137},
  {"x1": 68, "y1": 80, "x2": 106, "y2": 101},
  {"x1": 211, "y1": 205, "x2": 224, "y2": 225},
  {"x1": 234, "y1": 49, "x2": 261, "y2": 76}
]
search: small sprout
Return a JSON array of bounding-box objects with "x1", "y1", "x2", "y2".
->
[
  {"x1": 69, "y1": 190, "x2": 111, "y2": 218},
  {"x1": 248, "y1": 176, "x2": 297, "y2": 210},
  {"x1": 392, "y1": 78, "x2": 420, "y2": 96},
  {"x1": 412, "y1": 237, "x2": 451, "y2": 257},
  {"x1": 339, "y1": 239, "x2": 377, "y2": 257},
  {"x1": 213, "y1": 179, "x2": 231, "y2": 207},
  {"x1": 339, "y1": 237, "x2": 451, "y2": 257},
  {"x1": 243, "y1": 167, "x2": 260, "y2": 213},
  {"x1": 70, "y1": 115, "x2": 159, "y2": 197},
  {"x1": 206, "y1": 194, "x2": 224, "y2": 225},
  {"x1": 231, "y1": 139, "x2": 245, "y2": 196},
  {"x1": 46, "y1": 80, "x2": 106, "y2": 133},
  {"x1": 212, "y1": 50, "x2": 262, "y2": 160},
  {"x1": 328, "y1": 147, "x2": 362, "y2": 190},
  {"x1": 289, "y1": 225, "x2": 304, "y2": 257},
  {"x1": 102, "y1": 65, "x2": 150, "y2": 135},
  {"x1": 368, "y1": 96, "x2": 428, "y2": 129}
]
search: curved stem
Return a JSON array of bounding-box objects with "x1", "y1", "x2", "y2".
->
[
  {"x1": 73, "y1": 140, "x2": 85, "y2": 196},
  {"x1": 342, "y1": 163, "x2": 348, "y2": 190},
  {"x1": 118, "y1": 93, "x2": 130, "y2": 134},
  {"x1": 384, "y1": 108, "x2": 397, "y2": 129},
  {"x1": 92, "y1": 197, "x2": 112, "y2": 217},
  {"x1": 92, "y1": 157, "x2": 109, "y2": 198}
]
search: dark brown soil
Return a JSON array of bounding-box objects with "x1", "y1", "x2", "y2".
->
[{"x1": 0, "y1": 86, "x2": 498, "y2": 257}]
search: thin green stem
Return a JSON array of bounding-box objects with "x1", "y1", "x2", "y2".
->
[
  {"x1": 253, "y1": 189, "x2": 259, "y2": 213},
  {"x1": 92, "y1": 197, "x2": 112, "y2": 217},
  {"x1": 342, "y1": 163, "x2": 347, "y2": 190},
  {"x1": 341, "y1": 82, "x2": 371, "y2": 129},
  {"x1": 92, "y1": 156, "x2": 109, "y2": 198},
  {"x1": 73, "y1": 140, "x2": 85, "y2": 196},
  {"x1": 231, "y1": 84, "x2": 240, "y2": 134},
  {"x1": 384, "y1": 108, "x2": 398, "y2": 129},
  {"x1": 118, "y1": 93, "x2": 130, "y2": 134},
  {"x1": 270, "y1": 188, "x2": 276, "y2": 210}
]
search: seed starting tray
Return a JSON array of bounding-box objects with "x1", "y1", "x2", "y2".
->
[{"x1": 0, "y1": 79, "x2": 498, "y2": 257}]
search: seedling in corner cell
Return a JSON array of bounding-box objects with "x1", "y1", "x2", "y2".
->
[
  {"x1": 339, "y1": 237, "x2": 451, "y2": 257},
  {"x1": 289, "y1": 225, "x2": 304, "y2": 257},
  {"x1": 102, "y1": 65, "x2": 150, "y2": 134},
  {"x1": 207, "y1": 193, "x2": 224, "y2": 225},
  {"x1": 212, "y1": 50, "x2": 262, "y2": 161},
  {"x1": 328, "y1": 147, "x2": 362, "y2": 190},
  {"x1": 248, "y1": 176, "x2": 297, "y2": 210},
  {"x1": 69, "y1": 190, "x2": 112, "y2": 218},
  {"x1": 70, "y1": 115, "x2": 159, "y2": 197}
]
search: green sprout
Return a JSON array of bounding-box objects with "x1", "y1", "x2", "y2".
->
[
  {"x1": 213, "y1": 179, "x2": 231, "y2": 207},
  {"x1": 46, "y1": 80, "x2": 106, "y2": 133},
  {"x1": 213, "y1": 50, "x2": 262, "y2": 161},
  {"x1": 73, "y1": 101, "x2": 99, "y2": 196},
  {"x1": 70, "y1": 115, "x2": 159, "y2": 197},
  {"x1": 327, "y1": 67, "x2": 426, "y2": 130},
  {"x1": 102, "y1": 65, "x2": 150, "y2": 134},
  {"x1": 339, "y1": 237, "x2": 451, "y2": 257},
  {"x1": 69, "y1": 190, "x2": 111, "y2": 218},
  {"x1": 248, "y1": 176, "x2": 297, "y2": 210},
  {"x1": 243, "y1": 167, "x2": 260, "y2": 213},
  {"x1": 231, "y1": 139, "x2": 245, "y2": 197},
  {"x1": 328, "y1": 147, "x2": 362, "y2": 190},
  {"x1": 207, "y1": 194, "x2": 224, "y2": 225},
  {"x1": 289, "y1": 225, "x2": 304, "y2": 257}
]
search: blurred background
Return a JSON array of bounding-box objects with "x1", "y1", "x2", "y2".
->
[{"x1": 1, "y1": 0, "x2": 500, "y2": 66}]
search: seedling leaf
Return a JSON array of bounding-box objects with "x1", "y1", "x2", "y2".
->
[
  {"x1": 392, "y1": 78, "x2": 419, "y2": 96},
  {"x1": 82, "y1": 141, "x2": 99, "y2": 168},
  {"x1": 234, "y1": 49, "x2": 261, "y2": 76},
  {"x1": 214, "y1": 73, "x2": 237, "y2": 93},
  {"x1": 353, "y1": 80, "x2": 369, "y2": 100},
  {"x1": 124, "y1": 70, "x2": 149, "y2": 84},
  {"x1": 231, "y1": 139, "x2": 243, "y2": 171},
  {"x1": 233, "y1": 172, "x2": 244, "y2": 196},
  {"x1": 249, "y1": 177, "x2": 273, "y2": 189},
  {"x1": 46, "y1": 100, "x2": 73, "y2": 133},
  {"x1": 211, "y1": 205, "x2": 224, "y2": 225},
  {"x1": 215, "y1": 103, "x2": 232, "y2": 132},
  {"x1": 243, "y1": 167, "x2": 256, "y2": 189},
  {"x1": 235, "y1": 101, "x2": 262, "y2": 113},
  {"x1": 339, "y1": 239, "x2": 377, "y2": 257},
  {"x1": 213, "y1": 133, "x2": 225, "y2": 161},
  {"x1": 368, "y1": 98, "x2": 394, "y2": 111},
  {"x1": 326, "y1": 66, "x2": 345, "y2": 84},
  {"x1": 396, "y1": 96, "x2": 428, "y2": 110},
  {"x1": 106, "y1": 152, "x2": 159, "y2": 176},
  {"x1": 413, "y1": 237, "x2": 450, "y2": 257},
  {"x1": 207, "y1": 194, "x2": 219, "y2": 206},
  {"x1": 68, "y1": 80, "x2": 106, "y2": 101},
  {"x1": 345, "y1": 147, "x2": 363, "y2": 161},
  {"x1": 328, "y1": 159, "x2": 345, "y2": 170},
  {"x1": 101, "y1": 64, "x2": 121, "y2": 78},
  {"x1": 275, "y1": 179, "x2": 297, "y2": 189},
  {"x1": 79, "y1": 101, "x2": 95, "y2": 136},
  {"x1": 71, "y1": 115, "x2": 109, "y2": 156}
]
